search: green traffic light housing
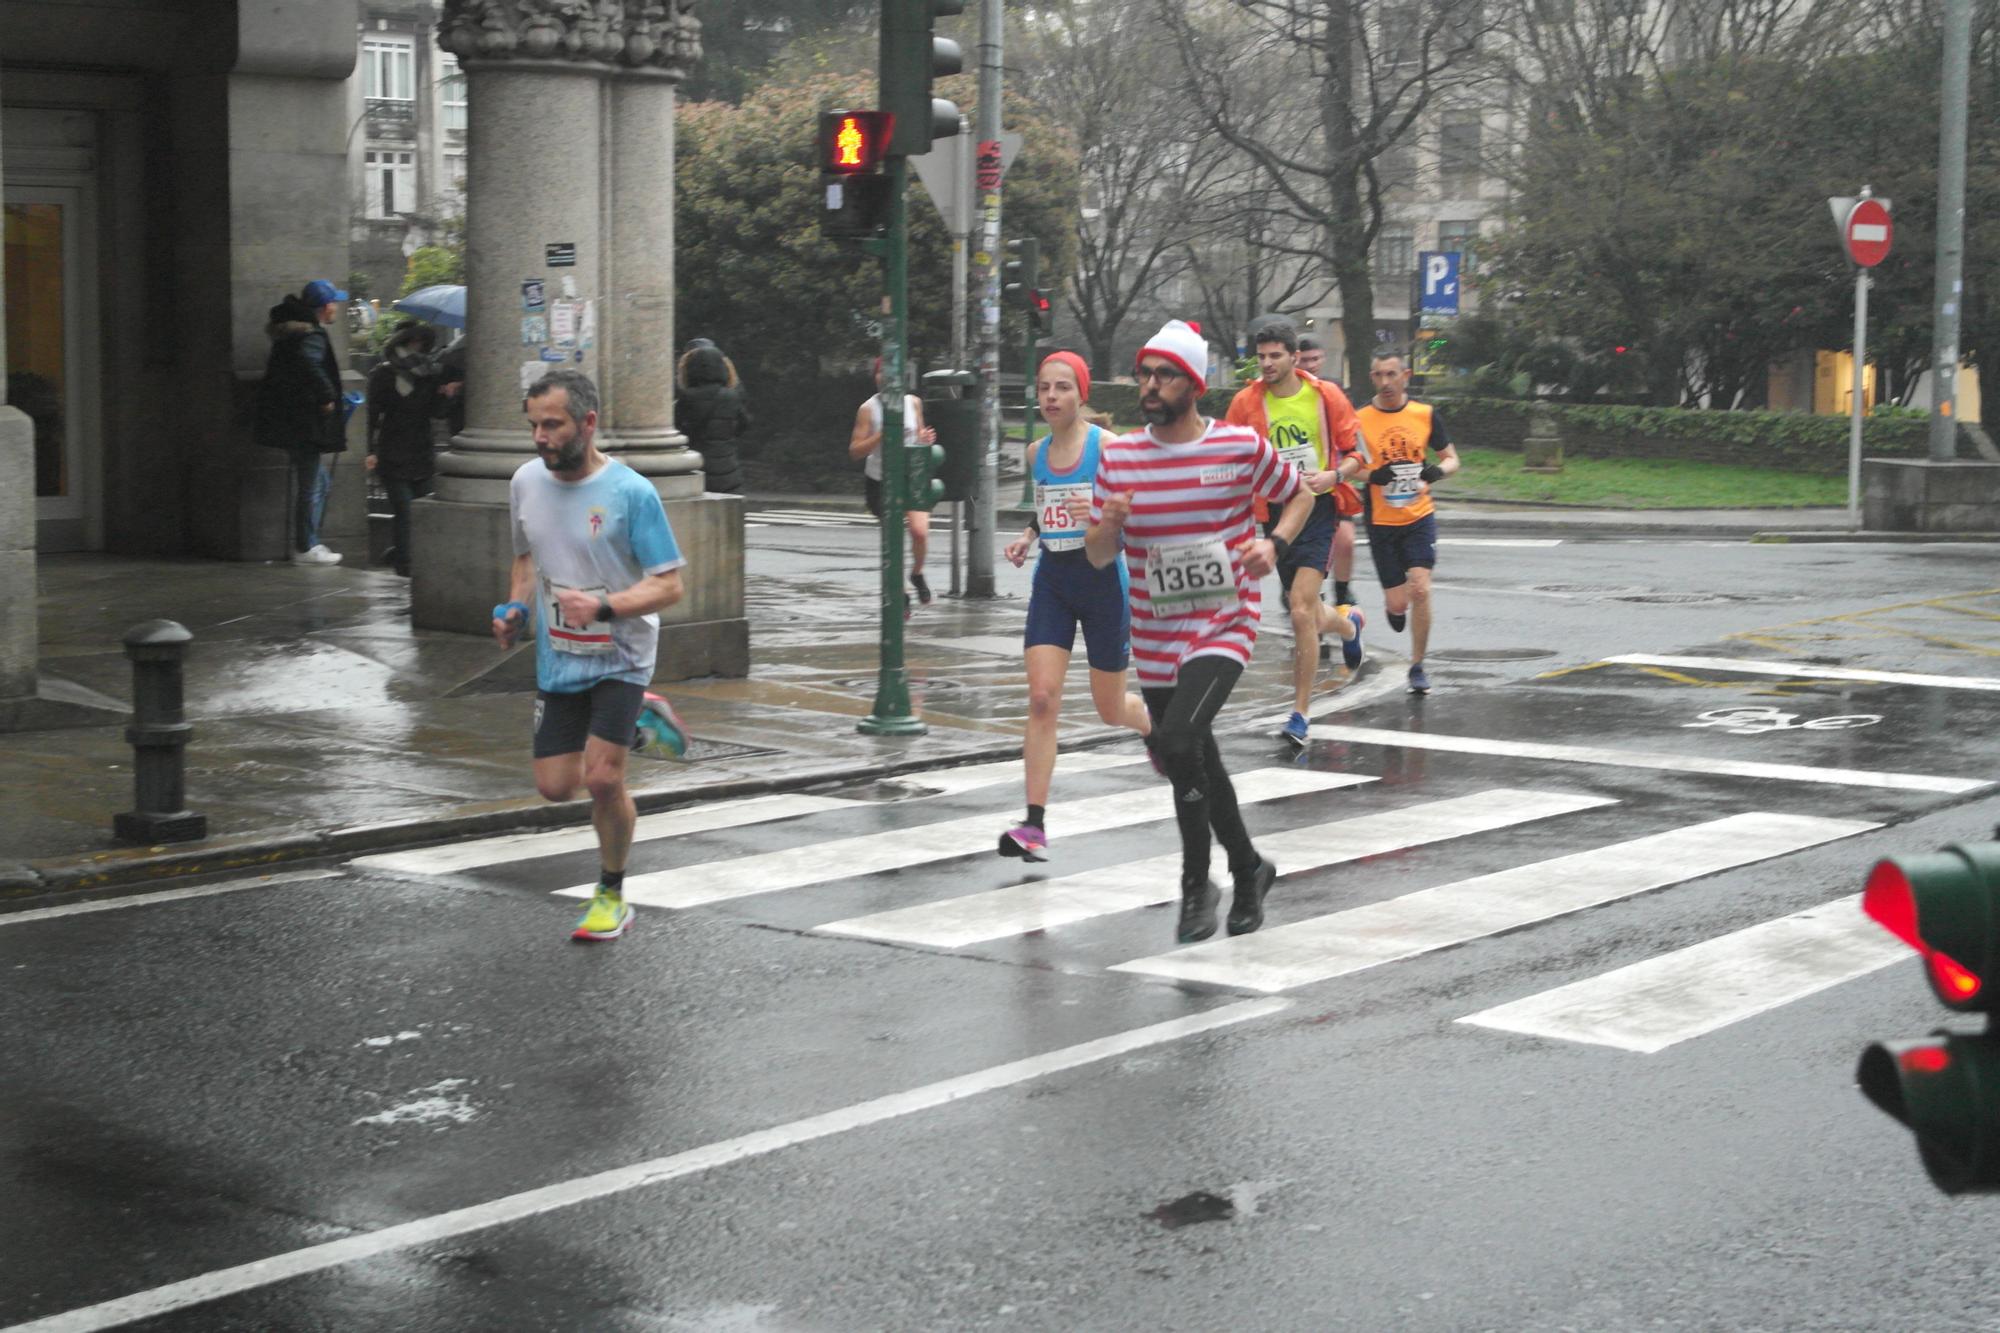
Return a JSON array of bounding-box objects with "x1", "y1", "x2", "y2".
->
[
  {"x1": 1858, "y1": 1034, "x2": 2000, "y2": 1194},
  {"x1": 906, "y1": 439, "x2": 947, "y2": 506},
  {"x1": 880, "y1": 0, "x2": 965, "y2": 157},
  {"x1": 1862, "y1": 844, "x2": 2000, "y2": 1011}
]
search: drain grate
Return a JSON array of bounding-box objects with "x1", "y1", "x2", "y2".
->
[{"x1": 634, "y1": 736, "x2": 784, "y2": 765}]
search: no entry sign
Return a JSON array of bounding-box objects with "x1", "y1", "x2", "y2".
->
[{"x1": 1844, "y1": 198, "x2": 1893, "y2": 267}]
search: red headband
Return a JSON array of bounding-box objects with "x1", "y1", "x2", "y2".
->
[{"x1": 1039, "y1": 351, "x2": 1091, "y2": 403}]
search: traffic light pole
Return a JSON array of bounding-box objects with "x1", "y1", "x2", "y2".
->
[
  {"x1": 859, "y1": 153, "x2": 926, "y2": 736},
  {"x1": 965, "y1": 0, "x2": 1004, "y2": 599}
]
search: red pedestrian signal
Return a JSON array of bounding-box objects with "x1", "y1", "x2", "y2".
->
[
  {"x1": 1861, "y1": 847, "x2": 2000, "y2": 1011},
  {"x1": 819, "y1": 110, "x2": 894, "y2": 176},
  {"x1": 1858, "y1": 837, "x2": 2000, "y2": 1193}
]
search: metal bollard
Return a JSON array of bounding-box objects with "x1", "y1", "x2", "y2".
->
[{"x1": 112, "y1": 619, "x2": 207, "y2": 845}]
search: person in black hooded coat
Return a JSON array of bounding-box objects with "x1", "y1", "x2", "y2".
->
[
  {"x1": 254, "y1": 279, "x2": 349, "y2": 563},
  {"x1": 365, "y1": 321, "x2": 442, "y2": 577},
  {"x1": 674, "y1": 339, "x2": 751, "y2": 494}
]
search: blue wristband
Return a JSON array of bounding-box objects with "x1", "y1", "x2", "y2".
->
[{"x1": 493, "y1": 600, "x2": 529, "y2": 624}]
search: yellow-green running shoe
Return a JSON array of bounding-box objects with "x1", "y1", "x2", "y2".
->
[{"x1": 571, "y1": 891, "x2": 634, "y2": 942}]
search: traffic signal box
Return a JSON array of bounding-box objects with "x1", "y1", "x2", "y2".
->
[
  {"x1": 818, "y1": 110, "x2": 894, "y2": 239},
  {"x1": 1858, "y1": 840, "x2": 2000, "y2": 1193},
  {"x1": 880, "y1": 0, "x2": 965, "y2": 157},
  {"x1": 1003, "y1": 238, "x2": 1051, "y2": 338}
]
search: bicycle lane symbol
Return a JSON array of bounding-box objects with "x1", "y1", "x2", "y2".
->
[{"x1": 1683, "y1": 706, "x2": 1883, "y2": 736}]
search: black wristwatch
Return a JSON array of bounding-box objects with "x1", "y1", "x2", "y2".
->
[
  {"x1": 594, "y1": 595, "x2": 616, "y2": 623},
  {"x1": 1270, "y1": 535, "x2": 1293, "y2": 564}
]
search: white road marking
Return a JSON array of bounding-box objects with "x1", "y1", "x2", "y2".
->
[
  {"x1": 352, "y1": 793, "x2": 862, "y2": 877},
  {"x1": 877, "y1": 751, "x2": 1146, "y2": 796},
  {"x1": 1458, "y1": 893, "x2": 1908, "y2": 1052},
  {"x1": 1309, "y1": 724, "x2": 1986, "y2": 794},
  {"x1": 4, "y1": 997, "x2": 1290, "y2": 1333},
  {"x1": 0, "y1": 870, "x2": 342, "y2": 928},
  {"x1": 558, "y1": 769, "x2": 1371, "y2": 908},
  {"x1": 1111, "y1": 812, "x2": 1879, "y2": 993},
  {"x1": 1441, "y1": 537, "x2": 1564, "y2": 547},
  {"x1": 820, "y1": 788, "x2": 1614, "y2": 949},
  {"x1": 1602, "y1": 652, "x2": 2000, "y2": 693}
]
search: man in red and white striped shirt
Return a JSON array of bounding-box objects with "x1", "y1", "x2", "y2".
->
[{"x1": 1086, "y1": 319, "x2": 1319, "y2": 945}]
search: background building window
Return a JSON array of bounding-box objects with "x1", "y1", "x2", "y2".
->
[
  {"x1": 1374, "y1": 230, "x2": 1415, "y2": 283},
  {"x1": 363, "y1": 38, "x2": 414, "y2": 101},
  {"x1": 442, "y1": 152, "x2": 467, "y2": 202},
  {"x1": 365, "y1": 149, "x2": 416, "y2": 217},
  {"x1": 1438, "y1": 219, "x2": 1478, "y2": 271},
  {"x1": 440, "y1": 54, "x2": 467, "y2": 131},
  {"x1": 1439, "y1": 112, "x2": 1483, "y2": 194},
  {"x1": 1374, "y1": 141, "x2": 1418, "y2": 193}
]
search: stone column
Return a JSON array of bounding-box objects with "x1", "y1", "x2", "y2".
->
[
  {"x1": 415, "y1": 1, "x2": 745, "y2": 677},
  {"x1": 0, "y1": 57, "x2": 40, "y2": 705}
]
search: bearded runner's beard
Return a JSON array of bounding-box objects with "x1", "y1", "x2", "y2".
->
[{"x1": 539, "y1": 438, "x2": 588, "y2": 472}]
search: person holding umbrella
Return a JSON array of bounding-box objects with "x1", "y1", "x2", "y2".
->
[{"x1": 366, "y1": 321, "x2": 444, "y2": 577}]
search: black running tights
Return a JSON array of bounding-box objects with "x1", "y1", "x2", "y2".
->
[{"x1": 1143, "y1": 656, "x2": 1257, "y2": 887}]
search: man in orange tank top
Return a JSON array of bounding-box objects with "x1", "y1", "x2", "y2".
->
[{"x1": 1355, "y1": 349, "x2": 1460, "y2": 694}]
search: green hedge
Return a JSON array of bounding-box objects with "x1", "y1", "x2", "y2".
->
[{"x1": 1422, "y1": 397, "x2": 1932, "y2": 475}]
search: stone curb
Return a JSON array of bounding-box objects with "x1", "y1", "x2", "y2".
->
[
  {"x1": 1, "y1": 725, "x2": 1133, "y2": 904},
  {"x1": 1751, "y1": 530, "x2": 2000, "y2": 544}
]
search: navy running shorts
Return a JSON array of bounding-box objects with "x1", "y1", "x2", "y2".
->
[
  {"x1": 533, "y1": 679, "x2": 647, "y2": 759},
  {"x1": 863, "y1": 475, "x2": 883, "y2": 519},
  {"x1": 1265, "y1": 508, "x2": 1337, "y2": 597},
  {"x1": 1367, "y1": 513, "x2": 1438, "y2": 591},
  {"x1": 1024, "y1": 548, "x2": 1131, "y2": 672}
]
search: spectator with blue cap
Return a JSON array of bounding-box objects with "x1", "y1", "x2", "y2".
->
[{"x1": 254, "y1": 278, "x2": 350, "y2": 564}]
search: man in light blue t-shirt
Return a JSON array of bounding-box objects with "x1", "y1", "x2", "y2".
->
[{"x1": 491, "y1": 370, "x2": 687, "y2": 942}]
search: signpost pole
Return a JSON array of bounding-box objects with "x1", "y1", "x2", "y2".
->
[{"x1": 1850, "y1": 264, "x2": 1868, "y2": 527}]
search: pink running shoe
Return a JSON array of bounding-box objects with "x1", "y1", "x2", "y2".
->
[{"x1": 998, "y1": 823, "x2": 1049, "y2": 862}]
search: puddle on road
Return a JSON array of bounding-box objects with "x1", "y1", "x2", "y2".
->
[{"x1": 1148, "y1": 1190, "x2": 1236, "y2": 1229}]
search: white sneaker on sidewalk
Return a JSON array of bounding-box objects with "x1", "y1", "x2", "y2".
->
[{"x1": 290, "y1": 545, "x2": 342, "y2": 566}]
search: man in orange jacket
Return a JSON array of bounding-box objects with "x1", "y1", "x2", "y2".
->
[{"x1": 1226, "y1": 320, "x2": 1371, "y2": 748}]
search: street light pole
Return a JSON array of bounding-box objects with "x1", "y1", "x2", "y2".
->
[
  {"x1": 966, "y1": 0, "x2": 1004, "y2": 599},
  {"x1": 1928, "y1": 0, "x2": 1971, "y2": 462}
]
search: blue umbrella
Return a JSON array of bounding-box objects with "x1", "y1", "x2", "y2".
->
[{"x1": 391, "y1": 283, "x2": 466, "y2": 329}]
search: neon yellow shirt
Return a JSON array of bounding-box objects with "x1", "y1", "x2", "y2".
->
[{"x1": 1262, "y1": 383, "x2": 1325, "y2": 474}]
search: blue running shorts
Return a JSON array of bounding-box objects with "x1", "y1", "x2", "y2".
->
[
  {"x1": 1264, "y1": 507, "x2": 1337, "y2": 597},
  {"x1": 1024, "y1": 548, "x2": 1131, "y2": 672}
]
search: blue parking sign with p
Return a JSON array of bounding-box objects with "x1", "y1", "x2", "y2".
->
[{"x1": 1418, "y1": 251, "x2": 1461, "y2": 316}]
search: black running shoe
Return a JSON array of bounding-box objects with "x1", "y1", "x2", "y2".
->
[
  {"x1": 911, "y1": 572, "x2": 932, "y2": 605},
  {"x1": 1177, "y1": 879, "x2": 1220, "y2": 943},
  {"x1": 1228, "y1": 858, "x2": 1277, "y2": 936}
]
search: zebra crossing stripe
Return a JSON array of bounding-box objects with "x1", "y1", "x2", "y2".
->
[
  {"x1": 1110, "y1": 812, "x2": 1879, "y2": 993},
  {"x1": 556, "y1": 769, "x2": 1371, "y2": 908},
  {"x1": 880, "y1": 751, "x2": 1147, "y2": 796},
  {"x1": 819, "y1": 788, "x2": 1613, "y2": 949},
  {"x1": 1456, "y1": 893, "x2": 1908, "y2": 1053},
  {"x1": 352, "y1": 793, "x2": 862, "y2": 877},
  {"x1": 1307, "y1": 725, "x2": 1986, "y2": 794},
  {"x1": 1602, "y1": 653, "x2": 2000, "y2": 693}
]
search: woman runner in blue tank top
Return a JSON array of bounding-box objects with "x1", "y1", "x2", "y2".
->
[{"x1": 997, "y1": 352, "x2": 1152, "y2": 861}]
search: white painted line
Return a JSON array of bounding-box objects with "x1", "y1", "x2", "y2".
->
[
  {"x1": 352, "y1": 793, "x2": 862, "y2": 877},
  {"x1": 820, "y1": 788, "x2": 1614, "y2": 948},
  {"x1": 1310, "y1": 724, "x2": 1987, "y2": 794},
  {"x1": 559, "y1": 769, "x2": 1371, "y2": 908},
  {"x1": 1441, "y1": 537, "x2": 1563, "y2": 547},
  {"x1": 5, "y1": 997, "x2": 1290, "y2": 1333},
  {"x1": 1459, "y1": 893, "x2": 1907, "y2": 1053},
  {"x1": 0, "y1": 870, "x2": 343, "y2": 929},
  {"x1": 1602, "y1": 652, "x2": 2000, "y2": 694},
  {"x1": 1111, "y1": 812, "x2": 1879, "y2": 993},
  {"x1": 879, "y1": 751, "x2": 1146, "y2": 796}
]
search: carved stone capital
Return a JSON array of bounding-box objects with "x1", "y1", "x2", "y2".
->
[{"x1": 438, "y1": 0, "x2": 701, "y2": 78}]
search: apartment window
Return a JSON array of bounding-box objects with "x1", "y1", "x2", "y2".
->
[
  {"x1": 1374, "y1": 231, "x2": 1415, "y2": 281},
  {"x1": 443, "y1": 152, "x2": 467, "y2": 200},
  {"x1": 440, "y1": 54, "x2": 468, "y2": 132},
  {"x1": 363, "y1": 38, "x2": 415, "y2": 101},
  {"x1": 1439, "y1": 112, "x2": 1483, "y2": 194},
  {"x1": 1438, "y1": 219, "x2": 1478, "y2": 271},
  {"x1": 365, "y1": 149, "x2": 416, "y2": 217},
  {"x1": 1378, "y1": 3, "x2": 1418, "y2": 67},
  {"x1": 1374, "y1": 141, "x2": 1418, "y2": 193}
]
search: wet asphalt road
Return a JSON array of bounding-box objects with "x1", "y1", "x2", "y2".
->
[{"x1": 7, "y1": 518, "x2": 2000, "y2": 1331}]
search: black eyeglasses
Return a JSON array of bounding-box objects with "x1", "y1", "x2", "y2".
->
[{"x1": 1136, "y1": 364, "x2": 1186, "y2": 385}]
